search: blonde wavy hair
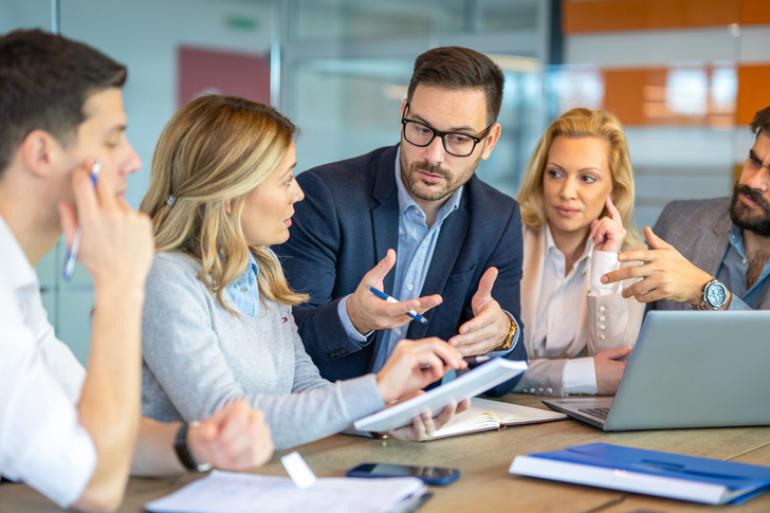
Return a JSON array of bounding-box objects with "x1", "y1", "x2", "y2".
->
[
  {"x1": 141, "y1": 95, "x2": 307, "y2": 311},
  {"x1": 517, "y1": 107, "x2": 642, "y2": 248}
]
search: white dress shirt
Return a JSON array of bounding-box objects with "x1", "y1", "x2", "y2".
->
[
  {"x1": 0, "y1": 217, "x2": 96, "y2": 508},
  {"x1": 518, "y1": 225, "x2": 621, "y2": 395}
]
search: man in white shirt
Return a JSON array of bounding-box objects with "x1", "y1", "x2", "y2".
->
[{"x1": 0, "y1": 29, "x2": 273, "y2": 512}]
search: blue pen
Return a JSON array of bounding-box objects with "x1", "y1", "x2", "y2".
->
[
  {"x1": 62, "y1": 161, "x2": 101, "y2": 281},
  {"x1": 368, "y1": 286, "x2": 429, "y2": 325}
]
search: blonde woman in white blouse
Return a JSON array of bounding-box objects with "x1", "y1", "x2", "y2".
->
[{"x1": 515, "y1": 108, "x2": 645, "y2": 397}]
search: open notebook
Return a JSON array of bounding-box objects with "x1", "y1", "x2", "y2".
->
[{"x1": 428, "y1": 398, "x2": 566, "y2": 441}]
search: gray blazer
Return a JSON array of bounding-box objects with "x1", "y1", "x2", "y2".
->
[{"x1": 652, "y1": 197, "x2": 770, "y2": 311}]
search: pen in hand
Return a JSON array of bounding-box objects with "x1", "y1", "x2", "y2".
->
[
  {"x1": 368, "y1": 286, "x2": 429, "y2": 325},
  {"x1": 62, "y1": 161, "x2": 101, "y2": 281}
]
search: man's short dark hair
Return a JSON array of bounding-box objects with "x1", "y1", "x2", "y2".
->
[
  {"x1": 0, "y1": 29, "x2": 127, "y2": 174},
  {"x1": 406, "y1": 46, "x2": 504, "y2": 125},
  {"x1": 750, "y1": 105, "x2": 770, "y2": 138}
]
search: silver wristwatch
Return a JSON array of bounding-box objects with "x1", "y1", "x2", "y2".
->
[{"x1": 699, "y1": 279, "x2": 729, "y2": 310}]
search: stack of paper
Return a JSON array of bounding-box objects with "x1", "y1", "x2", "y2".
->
[
  {"x1": 509, "y1": 443, "x2": 770, "y2": 505},
  {"x1": 145, "y1": 471, "x2": 427, "y2": 513},
  {"x1": 429, "y1": 398, "x2": 566, "y2": 440}
]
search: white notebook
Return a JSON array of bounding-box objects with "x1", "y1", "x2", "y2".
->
[
  {"x1": 428, "y1": 397, "x2": 566, "y2": 440},
  {"x1": 145, "y1": 470, "x2": 426, "y2": 513},
  {"x1": 354, "y1": 358, "x2": 528, "y2": 433}
]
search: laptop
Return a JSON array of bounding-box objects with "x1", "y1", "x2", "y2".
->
[{"x1": 543, "y1": 310, "x2": 770, "y2": 431}]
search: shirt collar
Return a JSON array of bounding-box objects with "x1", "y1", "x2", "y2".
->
[
  {"x1": 394, "y1": 147, "x2": 463, "y2": 224},
  {"x1": 544, "y1": 223, "x2": 593, "y2": 268},
  {"x1": 728, "y1": 224, "x2": 747, "y2": 259},
  {"x1": 0, "y1": 216, "x2": 38, "y2": 291}
]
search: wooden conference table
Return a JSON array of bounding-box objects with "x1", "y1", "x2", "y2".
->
[{"x1": 2, "y1": 394, "x2": 770, "y2": 513}]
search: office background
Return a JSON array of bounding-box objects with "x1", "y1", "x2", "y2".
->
[{"x1": 2, "y1": 0, "x2": 769, "y2": 362}]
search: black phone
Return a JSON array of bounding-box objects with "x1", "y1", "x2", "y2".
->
[{"x1": 346, "y1": 463, "x2": 460, "y2": 486}]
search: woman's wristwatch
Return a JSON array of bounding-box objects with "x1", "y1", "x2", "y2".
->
[{"x1": 174, "y1": 421, "x2": 212, "y2": 472}]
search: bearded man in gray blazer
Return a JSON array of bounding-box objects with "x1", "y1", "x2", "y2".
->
[{"x1": 604, "y1": 105, "x2": 770, "y2": 311}]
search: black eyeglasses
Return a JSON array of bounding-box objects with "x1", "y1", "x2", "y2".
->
[{"x1": 400, "y1": 103, "x2": 493, "y2": 158}]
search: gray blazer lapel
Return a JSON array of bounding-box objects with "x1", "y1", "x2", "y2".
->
[{"x1": 689, "y1": 213, "x2": 732, "y2": 277}]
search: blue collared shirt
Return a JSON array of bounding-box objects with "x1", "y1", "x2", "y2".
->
[
  {"x1": 368, "y1": 150, "x2": 465, "y2": 371},
  {"x1": 720, "y1": 225, "x2": 770, "y2": 310},
  {"x1": 226, "y1": 252, "x2": 260, "y2": 317}
]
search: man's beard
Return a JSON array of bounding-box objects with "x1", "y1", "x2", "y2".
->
[
  {"x1": 400, "y1": 156, "x2": 479, "y2": 202},
  {"x1": 729, "y1": 183, "x2": 770, "y2": 236}
]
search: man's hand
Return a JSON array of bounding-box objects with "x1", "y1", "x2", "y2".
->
[
  {"x1": 448, "y1": 267, "x2": 511, "y2": 356},
  {"x1": 375, "y1": 338, "x2": 467, "y2": 403},
  {"x1": 594, "y1": 347, "x2": 631, "y2": 395},
  {"x1": 187, "y1": 401, "x2": 273, "y2": 470},
  {"x1": 388, "y1": 398, "x2": 471, "y2": 441},
  {"x1": 59, "y1": 162, "x2": 154, "y2": 293},
  {"x1": 347, "y1": 249, "x2": 442, "y2": 333},
  {"x1": 601, "y1": 226, "x2": 712, "y2": 305}
]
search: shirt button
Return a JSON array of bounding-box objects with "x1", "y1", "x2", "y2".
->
[
  {"x1": 529, "y1": 388, "x2": 536, "y2": 394},
  {"x1": 407, "y1": 283, "x2": 414, "y2": 291},
  {"x1": 538, "y1": 387, "x2": 544, "y2": 393},
  {"x1": 599, "y1": 306, "x2": 606, "y2": 313},
  {"x1": 599, "y1": 324, "x2": 606, "y2": 330},
  {"x1": 547, "y1": 387, "x2": 553, "y2": 394},
  {"x1": 743, "y1": 258, "x2": 747, "y2": 264},
  {"x1": 599, "y1": 315, "x2": 606, "y2": 322},
  {"x1": 599, "y1": 333, "x2": 606, "y2": 340}
]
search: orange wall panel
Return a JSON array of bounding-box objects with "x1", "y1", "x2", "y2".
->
[
  {"x1": 736, "y1": 65, "x2": 770, "y2": 125},
  {"x1": 741, "y1": 0, "x2": 770, "y2": 25},
  {"x1": 563, "y1": 0, "x2": 741, "y2": 34}
]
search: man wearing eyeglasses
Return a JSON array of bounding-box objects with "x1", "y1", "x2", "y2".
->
[{"x1": 275, "y1": 46, "x2": 526, "y2": 392}]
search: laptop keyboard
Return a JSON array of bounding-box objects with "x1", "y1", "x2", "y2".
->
[{"x1": 579, "y1": 407, "x2": 610, "y2": 420}]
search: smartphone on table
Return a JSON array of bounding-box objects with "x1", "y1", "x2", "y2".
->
[{"x1": 346, "y1": 463, "x2": 460, "y2": 486}]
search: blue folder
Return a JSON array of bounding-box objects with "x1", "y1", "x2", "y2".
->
[{"x1": 513, "y1": 443, "x2": 770, "y2": 505}]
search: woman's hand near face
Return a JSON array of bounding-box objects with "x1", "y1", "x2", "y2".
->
[
  {"x1": 590, "y1": 195, "x2": 626, "y2": 253},
  {"x1": 375, "y1": 338, "x2": 467, "y2": 403}
]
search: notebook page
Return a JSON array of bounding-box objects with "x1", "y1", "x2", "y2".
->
[{"x1": 146, "y1": 471, "x2": 425, "y2": 513}]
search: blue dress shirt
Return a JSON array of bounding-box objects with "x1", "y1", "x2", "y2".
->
[
  {"x1": 721, "y1": 225, "x2": 770, "y2": 310},
  {"x1": 336, "y1": 149, "x2": 518, "y2": 372},
  {"x1": 226, "y1": 252, "x2": 260, "y2": 317}
]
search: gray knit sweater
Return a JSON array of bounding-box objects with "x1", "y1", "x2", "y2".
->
[{"x1": 141, "y1": 251, "x2": 385, "y2": 450}]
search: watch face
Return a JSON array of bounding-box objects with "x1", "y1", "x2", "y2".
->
[{"x1": 707, "y1": 282, "x2": 727, "y2": 307}]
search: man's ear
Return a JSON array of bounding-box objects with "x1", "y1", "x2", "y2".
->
[
  {"x1": 19, "y1": 129, "x2": 60, "y2": 178},
  {"x1": 480, "y1": 122, "x2": 502, "y2": 161}
]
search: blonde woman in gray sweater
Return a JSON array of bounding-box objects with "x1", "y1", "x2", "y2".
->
[{"x1": 139, "y1": 95, "x2": 468, "y2": 451}]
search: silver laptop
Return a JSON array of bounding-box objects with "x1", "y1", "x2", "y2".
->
[{"x1": 543, "y1": 310, "x2": 770, "y2": 431}]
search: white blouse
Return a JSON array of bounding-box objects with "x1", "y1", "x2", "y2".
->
[{"x1": 516, "y1": 225, "x2": 644, "y2": 396}]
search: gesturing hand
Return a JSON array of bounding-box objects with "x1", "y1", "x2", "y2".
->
[
  {"x1": 601, "y1": 226, "x2": 712, "y2": 305},
  {"x1": 448, "y1": 267, "x2": 511, "y2": 356},
  {"x1": 346, "y1": 249, "x2": 442, "y2": 334}
]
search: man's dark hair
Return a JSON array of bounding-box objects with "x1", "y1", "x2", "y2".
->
[
  {"x1": 0, "y1": 29, "x2": 127, "y2": 173},
  {"x1": 750, "y1": 105, "x2": 770, "y2": 138},
  {"x1": 406, "y1": 46, "x2": 504, "y2": 125}
]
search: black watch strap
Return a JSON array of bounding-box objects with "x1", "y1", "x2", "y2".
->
[{"x1": 174, "y1": 422, "x2": 210, "y2": 472}]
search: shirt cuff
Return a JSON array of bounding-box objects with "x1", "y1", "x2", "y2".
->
[
  {"x1": 487, "y1": 311, "x2": 521, "y2": 357},
  {"x1": 562, "y1": 357, "x2": 598, "y2": 395},
  {"x1": 590, "y1": 250, "x2": 621, "y2": 295},
  {"x1": 728, "y1": 294, "x2": 751, "y2": 311},
  {"x1": 337, "y1": 295, "x2": 372, "y2": 343}
]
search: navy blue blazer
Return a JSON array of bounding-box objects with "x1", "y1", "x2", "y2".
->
[{"x1": 275, "y1": 145, "x2": 526, "y2": 396}]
